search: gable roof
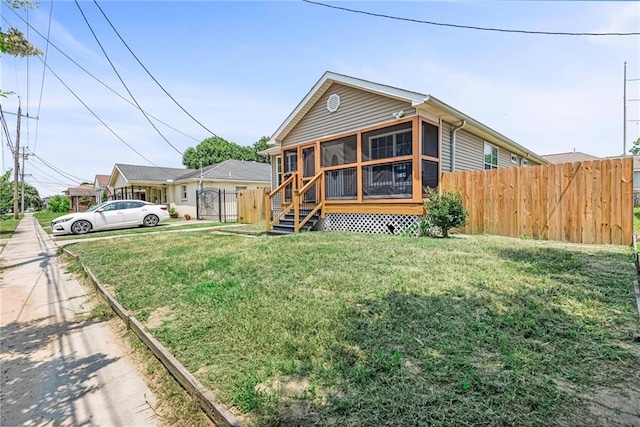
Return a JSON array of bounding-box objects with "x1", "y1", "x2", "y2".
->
[
  {"x1": 94, "y1": 174, "x2": 110, "y2": 187},
  {"x1": 112, "y1": 160, "x2": 270, "y2": 185},
  {"x1": 268, "y1": 71, "x2": 549, "y2": 165},
  {"x1": 114, "y1": 163, "x2": 194, "y2": 183},
  {"x1": 179, "y1": 159, "x2": 270, "y2": 182},
  {"x1": 542, "y1": 151, "x2": 601, "y2": 164},
  {"x1": 66, "y1": 185, "x2": 95, "y2": 197}
]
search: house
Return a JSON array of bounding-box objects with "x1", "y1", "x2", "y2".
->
[
  {"x1": 543, "y1": 151, "x2": 640, "y2": 205},
  {"x1": 107, "y1": 159, "x2": 271, "y2": 219},
  {"x1": 93, "y1": 174, "x2": 112, "y2": 203},
  {"x1": 262, "y1": 71, "x2": 548, "y2": 234},
  {"x1": 64, "y1": 185, "x2": 97, "y2": 212}
]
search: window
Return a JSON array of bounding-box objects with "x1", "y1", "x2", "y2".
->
[
  {"x1": 275, "y1": 156, "x2": 282, "y2": 186},
  {"x1": 521, "y1": 158, "x2": 529, "y2": 167},
  {"x1": 284, "y1": 150, "x2": 298, "y2": 175},
  {"x1": 235, "y1": 186, "x2": 247, "y2": 192},
  {"x1": 421, "y1": 160, "x2": 439, "y2": 194},
  {"x1": 321, "y1": 135, "x2": 357, "y2": 167},
  {"x1": 125, "y1": 201, "x2": 144, "y2": 209},
  {"x1": 362, "y1": 122, "x2": 413, "y2": 161},
  {"x1": 511, "y1": 153, "x2": 518, "y2": 164},
  {"x1": 363, "y1": 161, "x2": 412, "y2": 198},
  {"x1": 325, "y1": 167, "x2": 357, "y2": 199},
  {"x1": 181, "y1": 185, "x2": 187, "y2": 200},
  {"x1": 484, "y1": 143, "x2": 498, "y2": 169},
  {"x1": 422, "y1": 122, "x2": 439, "y2": 158}
]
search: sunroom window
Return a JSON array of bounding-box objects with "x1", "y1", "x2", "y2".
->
[
  {"x1": 321, "y1": 135, "x2": 357, "y2": 167},
  {"x1": 363, "y1": 161, "x2": 412, "y2": 198},
  {"x1": 362, "y1": 122, "x2": 413, "y2": 161}
]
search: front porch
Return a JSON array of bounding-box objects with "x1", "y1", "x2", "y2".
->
[{"x1": 266, "y1": 116, "x2": 437, "y2": 234}]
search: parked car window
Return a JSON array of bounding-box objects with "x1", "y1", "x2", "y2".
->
[{"x1": 125, "y1": 201, "x2": 144, "y2": 209}]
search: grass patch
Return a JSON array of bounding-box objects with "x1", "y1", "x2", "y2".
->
[
  {"x1": 33, "y1": 211, "x2": 62, "y2": 231},
  {"x1": 0, "y1": 214, "x2": 23, "y2": 240},
  {"x1": 634, "y1": 206, "x2": 640, "y2": 235},
  {"x1": 52, "y1": 222, "x2": 224, "y2": 240},
  {"x1": 67, "y1": 233, "x2": 639, "y2": 426}
]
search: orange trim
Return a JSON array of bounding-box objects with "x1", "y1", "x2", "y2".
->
[{"x1": 324, "y1": 202, "x2": 425, "y2": 215}]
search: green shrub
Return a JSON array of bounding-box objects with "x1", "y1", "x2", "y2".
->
[
  {"x1": 423, "y1": 188, "x2": 468, "y2": 238},
  {"x1": 48, "y1": 195, "x2": 70, "y2": 213}
]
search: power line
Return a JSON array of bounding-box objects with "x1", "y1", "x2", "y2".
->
[
  {"x1": 1, "y1": 12, "x2": 201, "y2": 142},
  {"x1": 302, "y1": 0, "x2": 640, "y2": 36},
  {"x1": 0, "y1": 105, "x2": 15, "y2": 154},
  {"x1": 33, "y1": 0, "x2": 54, "y2": 154},
  {"x1": 74, "y1": 0, "x2": 183, "y2": 156},
  {"x1": 93, "y1": 0, "x2": 219, "y2": 138},
  {"x1": 30, "y1": 152, "x2": 88, "y2": 183}
]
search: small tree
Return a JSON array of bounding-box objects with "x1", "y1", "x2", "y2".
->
[
  {"x1": 48, "y1": 195, "x2": 70, "y2": 213},
  {"x1": 423, "y1": 188, "x2": 468, "y2": 238}
]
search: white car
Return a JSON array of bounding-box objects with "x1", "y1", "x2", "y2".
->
[{"x1": 51, "y1": 200, "x2": 170, "y2": 235}]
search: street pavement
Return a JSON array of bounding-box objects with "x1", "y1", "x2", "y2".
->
[{"x1": 0, "y1": 214, "x2": 158, "y2": 426}]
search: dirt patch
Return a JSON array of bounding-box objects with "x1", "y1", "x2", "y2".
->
[{"x1": 146, "y1": 306, "x2": 174, "y2": 329}]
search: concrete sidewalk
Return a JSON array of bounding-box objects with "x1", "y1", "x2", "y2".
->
[{"x1": 0, "y1": 214, "x2": 158, "y2": 426}]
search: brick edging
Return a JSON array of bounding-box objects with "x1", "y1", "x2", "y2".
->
[{"x1": 62, "y1": 247, "x2": 242, "y2": 427}]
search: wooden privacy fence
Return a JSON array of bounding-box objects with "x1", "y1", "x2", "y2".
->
[
  {"x1": 440, "y1": 157, "x2": 633, "y2": 245},
  {"x1": 238, "y1": 188, "x2": 267, "y2": 224}
]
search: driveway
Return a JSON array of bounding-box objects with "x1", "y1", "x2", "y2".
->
[{"x1": 0, "y1": 214, "x2": 158, "y2": 426}]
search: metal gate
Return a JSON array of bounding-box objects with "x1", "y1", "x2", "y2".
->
[{"x1": 196, "y1": 188, "x2": 238, "y2": 222}]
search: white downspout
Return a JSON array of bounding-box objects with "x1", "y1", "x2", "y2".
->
[{"x1": 450, "y1": 120, "x2": 467, "y2": 173}]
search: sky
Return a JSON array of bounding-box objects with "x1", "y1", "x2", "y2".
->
[{"x1": 1, "y1": 0, "x2": 639, "y2": 197}]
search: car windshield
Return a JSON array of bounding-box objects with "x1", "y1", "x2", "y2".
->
[{"x1": 85, "y1": 202, "x2": 109, "y2": 213}]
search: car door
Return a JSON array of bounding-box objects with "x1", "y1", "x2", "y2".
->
[
  {"x1": 123, "y1": 201, "x2": 145, "y2": 225},
  {"x1": 94, "y1": 201, "x2": 126, "y2": 230}
]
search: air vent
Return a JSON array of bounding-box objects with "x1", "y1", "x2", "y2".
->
[{"x1": 327, "y1": 93, "x2": 340, "y2": 113}]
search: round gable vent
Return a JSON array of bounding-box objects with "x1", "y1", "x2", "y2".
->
[{"x1": 327, "y1": 93, "x2": 340, "y2": 113}]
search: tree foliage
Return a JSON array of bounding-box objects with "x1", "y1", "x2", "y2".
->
[
  {"x1": 1, "y1": 0, "x2": 42, "y2": 97},
  {"x1": 629, "y1": 137, "x2": 640, "y2": 156},
  {"x1": 48, "y1": 195, "x2": 70, "y2": 213},
  {"x1": 0, "y1": 169, "x2": 41, "y2": 211},
  {"x1": 182, "y1": 135, "x2": 273, "y2": 169},
  {"x1": 423, "y1": 188, "x2": 468, "y2": 238}
]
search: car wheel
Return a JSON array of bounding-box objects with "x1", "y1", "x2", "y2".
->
[
  {"x1": 71, "y1": 220, "x2": 91, "y2": 235},
  {"x1": 143, "y1": 214, "x2": 159, "y2": 227}
]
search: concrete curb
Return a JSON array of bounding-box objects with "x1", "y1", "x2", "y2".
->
[{"x1": 62, "y1": 247, "x2": 242, "y2": 427}]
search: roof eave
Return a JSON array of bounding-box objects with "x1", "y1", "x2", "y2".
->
[{"x1": 419, "y1": 96, "x2": 549, "y2": 165}]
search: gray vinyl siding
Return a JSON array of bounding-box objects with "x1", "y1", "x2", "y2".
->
[
  {"x1": 440, "y1": 121, "x2": 452, "y2": 173},
  {"x1": 283, "y1": 83, "x2": 415, "y2": 147},
  {"x1": 452, "y1": 129, "x2": 484, "y2": 172},
  {"x1": 498, "y1": 148, "x2": 516, "y2": 168}
]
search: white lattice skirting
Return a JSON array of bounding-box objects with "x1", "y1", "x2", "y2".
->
[{"x1": 317, "y1": 213, "x2": 423, "y2": 235}]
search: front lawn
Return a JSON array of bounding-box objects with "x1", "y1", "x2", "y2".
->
[
  {"x1": 67, "y1": 233, "x2": 640, "y2": 426},
  {"x1": 0, "y1": 214, "x2": 23, "y2": 240}
]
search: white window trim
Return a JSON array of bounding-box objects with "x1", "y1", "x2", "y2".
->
[
  {"x1": 521, "y1": 158, "x2": 529, "y2": 167},
  {"x1": 275, "y1": 155, "x2": 282, "y2": 186},
  {"x1": 181, "y1": 185, "x2": 188, "y2": 200},
  {"x1": 368, "y1": 129, "x2": 412, "y2": 161},
  {"x1": 511, "y1": 153, "x2": 518, "y2": 164},
  {"x1": 484, "y1": 142, "x2": 499, "y2": 170}
]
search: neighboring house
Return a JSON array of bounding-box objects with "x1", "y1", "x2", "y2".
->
[
  {"x1": 262, "y1": 71, "x2": 548, "y2": 234},
  {"x1": 64, "y1": 185, "x2": 97, "y2": 212},
  {"x1": 94, "y1": 174, "x2": 112, "y2": 202},
  {"x1": 107, "y1": 159, "x2": 271, "y2": 218},
  {"x1": 543, "y1": 151, "x2": 640, "y2": 205}
]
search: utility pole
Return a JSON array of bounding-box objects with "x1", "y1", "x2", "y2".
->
[
  {"x1": 13, "y1": 102, "x2": 21, "y2": 220},
  {"x1": 20, "y1": 147, "x2": 31, "y2": 214}
]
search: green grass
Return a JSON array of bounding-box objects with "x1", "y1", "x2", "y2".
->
[
  {"x1": 0, "y1": 214, "x2": 23, "y2": 240},
  {"x1": 33, "y1": 211, "x2": 64, "y2": 230},
  {"x1": 634, "y1": 206, "x2": 640, "y2": 234},
  {"x1": 67, "y1": 233, "x2": 639, "y2": 426},
  {"x1": 52, "y1": 222, "x2": 224, "y2": 240}
]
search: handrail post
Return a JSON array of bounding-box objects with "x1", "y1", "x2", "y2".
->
[
  {"x1": 294, "y1": 187, "x2": 300, "y2": 234},
  {"x1": 265, "y1": 190, "x2": 272, "y2": 230}
]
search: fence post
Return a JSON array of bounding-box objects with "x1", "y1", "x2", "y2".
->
[
  {"x1": 196, "y1": 190, "x2": 200, "y2": 220},
  {"x1": 218, "y1": 189, "x2": 222, "y2": 223}
]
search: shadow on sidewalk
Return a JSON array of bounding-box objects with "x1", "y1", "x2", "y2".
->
[{"x1": 0, "y1": 316, "x2": 120, "y2": 426}]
